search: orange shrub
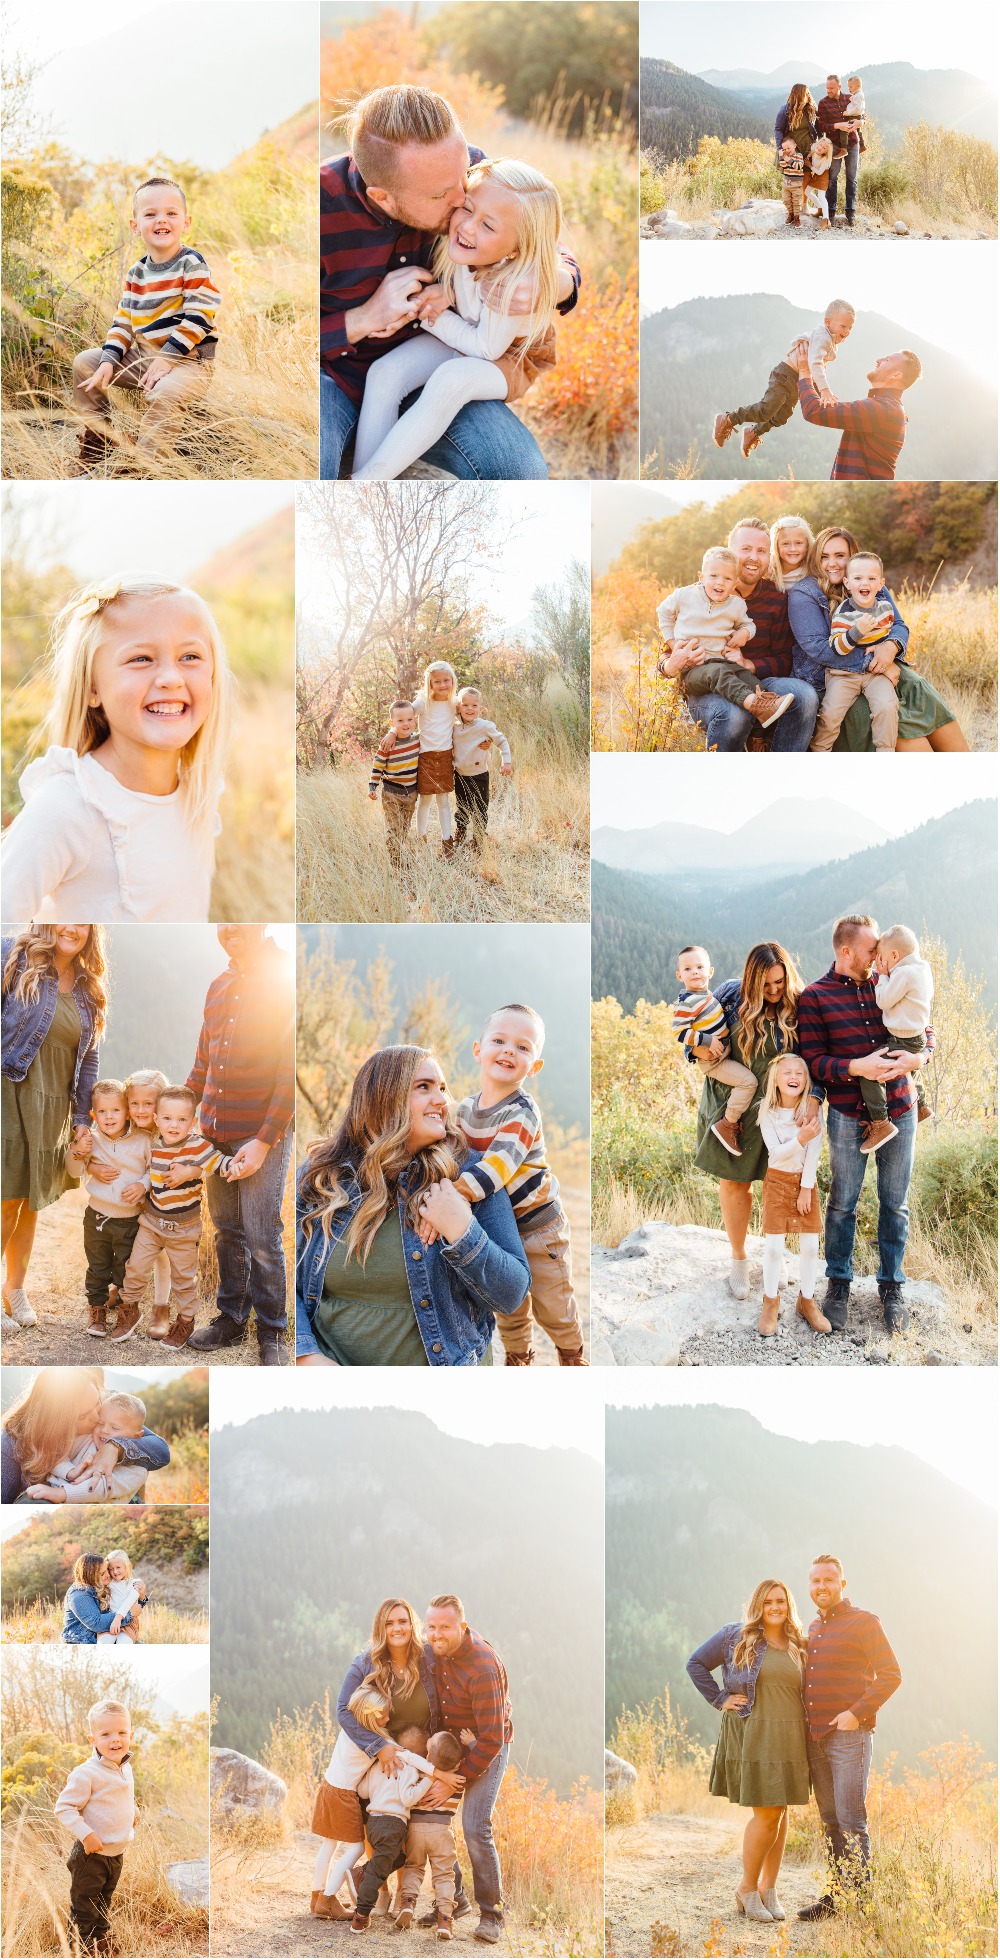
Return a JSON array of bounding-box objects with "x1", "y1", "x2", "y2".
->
[
  {"x1": 533, "y1": 262, "x2": 638, "y2": 446},
  {"x1": 593, "y1": 564, "x2": 663, "y2": 644},
  {"x1": 320, "y1": 12, "x2": 505, "y2": 143},
  {"x1": 493, "y1": 1765, "x2": 603, "y2": 1934},
  {"x1": 592, "y1": 633, "x2": 704, "y2": 752}
]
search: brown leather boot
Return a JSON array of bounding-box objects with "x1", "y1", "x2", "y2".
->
[
  {"x1": 148, "y1": 1300, "x2": 171, "y2": 1340},
  {"x1": 748, "y1": 688, "x2": 795, "y2": 729},
  {"x1": 87, "y1": 1303, "x2": 108, "y2": 1338},
  {"x1": 741, "y1": 424, "x2": 760, "y2": 458},
  {"x1": 713, "y1": 411, "x2": 735, "y2": 448},
  {"x1": 436, "y1": 1912, "x2": 454, "y2": 1941},
  {"x1": 757, "y1": 1294, "x2": 781, "y2": 1337},
  {"x1": 162, "y1": 1313, "x2": 195, "y2": 1350},
  {"x1": 860, "y1": 1118, "x2": 898, "y2": 1155},
  {"x1": 710, "y1": 1115, "x2": 742, "y2": 1157},
  {"x1": 313, "y1": 1892, "x2": 352, "y2": 1920},
  {"x1": 504, "y1": 1349, "x2": 534, "y2": 1365},
  {"x1": 110, "y1": 1301, "x2": 141, "y2": 1341},
  {"x1": 796, "y1": 1293, "x2": 832, "y2": 1334},
  {"x1": 76, "y1": 426, "x2": 115, "y2": 474},
  {"x1": 917, "y1": 1102, "x2": 932, "y2": 1123},
  {"x1": 557, "y1": 1344, "x2": 588, "y2": 1366},
  {"x1": 394, "y1": 1904, "x2": 416, "y2": 1931}
]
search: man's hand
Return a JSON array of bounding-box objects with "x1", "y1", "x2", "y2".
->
[
  {"x1": 81, "y1": 362, "x2": 115, "y2": 396},
  {"x1": 82, "y1": 1832, "x2": 105, "y2": 1855},
  {"x1": 433, "y1": 1766, "x2": 466, "y2": 1794},
  {"x1": 228, "y1": 1139, "x2": 269, "y2": 1180},
  {"x1": 413, "y1": 283, "x2": 450, "y2": 326},
  {"x1": 793, "y1": 341, "x2": 812, "y2": 378},
  {"x1": 848, "y1": 1048, "x2": 899, "y2": 1082},
  {"x1": 796, "y1": 1186, "x2": 814, "y2": 1216},
  {"x1": 882, "y1": 1047, "x2": 925, "y2": 1075},
  {"x1": 377, "y1": 1742, "x2": 404, "y2": 1774},
  {"x1": 120, "y1": 1181, "x2": 145, "y2": 1205},
  {"x1": 829, "y1": 1709, "x2": 861, "y2": 1731},
  {"x1": 139, "y1": 357, "x2": 174, "y2": 392},
  {"x1": 795, "y1": 1097, "x2": 822, "y2": 1142},
  {"x1": 346, "y1": 267, "x2": 434, "y2": 344},
  {"x1": 657, "y1": 638, "x2": 704, "y2": 679}
]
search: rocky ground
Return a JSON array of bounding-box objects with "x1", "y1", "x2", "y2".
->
[
  {"x1": 606, "y1": 1811, "x2": 828, "y2": 1959},
  {"x1": 640, "y1": 196, "x2": 993, "y2": 241}
]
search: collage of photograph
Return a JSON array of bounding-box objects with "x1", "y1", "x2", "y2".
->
[{"x1": 0, "y1": 2, "x2": 996, "y2": 1959}]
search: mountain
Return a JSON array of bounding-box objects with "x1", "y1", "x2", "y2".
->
[
  {"x1": 193, "y1": 505, "x2": 293, "y2": 592},
  {"x1": 95, "y1": 926, "x2": 238, "y2": 1083},
  {"x1": 592, "y1": 487, "x2": 684, "y2": 575},
  {"x1": 593, "y1": 799, "x2": 887, "y2": 879},
  {"x1": 591, "y1": 800, "x2": 998, "y2": 1011},
  {"x1": 210, "y1": 1409, "x2": 604, "y2": 1794},
  {"x1": 640, "y1": 58, "x2": 772, "y2": 158},
  {"x1": 606, "y1": 1404, "x2": 998, "y2": 1771},
  {"x1": 697, "y1": 61, "x2": 998, "y2": 150},
  {"x1": 640, "y1": 295, "x2": 998, "y2": 483}
]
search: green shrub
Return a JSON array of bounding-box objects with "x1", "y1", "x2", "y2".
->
[
  {"x1": 858, "y1": 157, "x2": 912, "y2": 215},
  {"x1": 912, "y1": 1126, "x2": 998, "y2": 1254}
]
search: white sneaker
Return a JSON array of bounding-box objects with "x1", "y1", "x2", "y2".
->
[
  {"x1": 4, "y1": 1288, "x2": 37, "y2": 1328},
  {"x1": 729, "y1": 1258, "x2": 750, "y2": 1300}
]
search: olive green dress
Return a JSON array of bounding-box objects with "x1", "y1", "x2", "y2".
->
[
  {"x1": 388, "y1": 1674, "x2": 432, "y2": 1738},
  {"x1": 710, "y1": 1645, "x2": 810, "y2": 1807},
  {"x1": 837, "y1": 666, "x2": 955, "y2": 751},
  {"x1": 314, "y1": 1210, "x2": 493, "y2": 1367},
  {"x1": 693, "y1": 1012, "x2": 788, "y2": 1184},
  {"x1": 1, "y1": 992, "x2": 81, "y2": 1211}
]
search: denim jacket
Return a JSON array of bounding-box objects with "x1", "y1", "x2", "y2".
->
[
  {"x1": 62, "y1": 1584, "x2": 134, "y2": 1644},
  {"x1": 1, "y1": 1424, "x2": 171, "y2": 1505},
  {"x1": 336, "y1": 1646, "x2": 442, "y2": 1760},
  {"x1": 1, "y1": 936, "x2": 101, "y2": 1126},
  {"x1": 296, "y1": 1154, "x2": 530, "y2": 1367},
  {"x1": 687, "y1": 1622, "x2": 772, "y2": 1718},
  {"x1": 787, "y1": 577, "x2": 910, "y2": 694}
]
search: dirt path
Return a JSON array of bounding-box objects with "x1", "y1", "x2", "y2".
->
[
  {"x1": 212, "y1": 1829, "x2": 546, "y2": 1957},
  {"x1": 607, "y1": 1812, "x2": 828, "y2": 1958}
]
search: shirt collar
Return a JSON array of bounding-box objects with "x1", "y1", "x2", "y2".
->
[
  {"x1": 819, "y1": 1595, "x2": 852, "y2": 1622},
  {"x1": 92, "y1": 1749, "x2": 132, "y2": 1767},
  {"x1": 867, "y1": 387, "x2": 903, "y2": 405}
]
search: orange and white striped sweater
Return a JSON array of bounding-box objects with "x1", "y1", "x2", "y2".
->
[
  {"x1": 147, "y1": 1128, "x2": 232, "y2": 1216},
  {"x1": 101, "y1": 247, "x2": 221, "y2": 366},
  {"x1": 455, "y1": 1088, "x2": 562, "y2": 1233}
]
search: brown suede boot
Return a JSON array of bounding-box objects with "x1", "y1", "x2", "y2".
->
[
  {"x1": 162, "y1": 1313, "x2": 195, "y2": 1350},
  {"x1": 557, "y1": 1344, "x2": 588, "y2": 1366},
  {"x1": 710, "y1": 1115, "x2": 742, "y2": 1157},
  {"x1": 148, "y1": 1300, "x2": 172, "y2": 1340},
  {"x1": 748, "y1": 688, "x2": 795, "y2": 729},
  {"x1": 313, "y1": 1893, "x2": 352, "y2": 1920},
  {"x1": 796, "y1": 1293, "x2": 832, "y2": 1334},
  {"x1": 758, "y1": 1294, "x2": 781, "y2": 1337},
  {"x1": 110, "y1": 1301, "x2": 141, "y2": 1342},
  {"x1": 504, "y1": 1349, "x2": 534, "y2": 1365},
  {"x1": 917, "y1": 1103, "x2": 932, "y2": 1123},
  {"x1": 436, "y1": 1912, "x2": 454, "y2": 1941},
  {"x1": 860, "y1": 1118, "x2": 898, "y2": 1155},
  {"x1": 87, "y1": 1303, "x2": 108, "y2": 1338},
  {"x1": 394, "y1": 1904, "x2": 416, "y2": 1932},
  {"x1": 442, "y1": 837, "x2": 455, "y2": 860},
  {"x1": 713, "y1": 411, "x2": 735, "y2": 448},
  {"x1": 741, "y1": 424, "x2": 760, "y2": 458}
]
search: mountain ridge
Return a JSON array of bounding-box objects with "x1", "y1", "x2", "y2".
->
[{"x1": 593, "y1": 797, "x2": 889, "y2": 877}]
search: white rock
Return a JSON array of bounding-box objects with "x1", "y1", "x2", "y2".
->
[
  {"x1": 167, "y1": 1860, "x2": 209, "y2": 1907},
  {"x1": 211, "y1": 1747, "x2": 287, "y2": 1816},
  {"x1": 893, "y1": 221, "x2": 908, "y2": 234},
  {"x1": 713, "y1": 198, "x2": 789, "y2": 237},
  {"x1": 605, "y1": 1748, "x2": 638, "y2": 1792}
]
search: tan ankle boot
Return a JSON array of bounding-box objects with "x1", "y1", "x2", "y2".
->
[
  {"x1": 313, "y1": 1893, "x2": 351, "y2": 1920},
  {"x1": 757, "y1": 1294, "x2": 781, "y2": 1337},
  {"x1": 796, "y1": 1293, "x2": 832, "y2": 1334},
  {"x1": 148, "y1": 1301, "x2": 171, "y2": 1340},
  {"x1": 162, "y1": 1313, "x2": 194, "y2": 1350}
]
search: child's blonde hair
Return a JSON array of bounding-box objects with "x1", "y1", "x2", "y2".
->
[
  {"x1": 769, "y1": 515, "x2": 816, "y2": 591},
  {"x1": 762, "y1": 1053, "x2": 814, "y2": 1121},
  {"x1": 105, "y1": 1548, "x2": 134, "y2": 1578},
  {"x1": 88, "y1": 1699, "x2": 130, "y2": 1728},
  {"x1": 101, "y1": 1391, "x2": 146, "y2": 1429},
  {"x1": 433, "y1": 157, "x2": 561, "y2": 359},
  {"x1": 878, "y1": 923, "x2": 919, "y2": 956},
  {"x1": 91, "y1": 1078, "x2": 128, "y2": 1108},
  {"x1": 347, "y1": 1684, "x2": 392, "y2": 1735},
  {"x1": 419, "y1": 660, "x2": 458, "y2": 705},
  {"x1": 38, "y1": 576, "x2": 233, "y2": 859},
  {"x1": 125, "y1": 1067, "x2": 170, "y2": 1114}
]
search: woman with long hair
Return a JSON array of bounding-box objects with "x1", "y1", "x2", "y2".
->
[
  {"x1": 2, "y1": 925, "x2": 108, "y2": 1332},
  {"x1": 774, "y1": 85, "x2": 818, "y2": 159},
  {"x1": 687, "y1": 1579, "x2": 810, "y2": 1924},
  {"x1": 0, "y1": 1367, "x2": 170, "y2": 1503},
  {"x1": 62, "y1": 1554, "x2": 123, "y2": 1644},
  {"x1": 692, "y1": 943, "x2": 821, "y2": 1300},
  {"x1": 788, "y1": 526, "x2": 970, "y2": 751},
  {"x1": 296, "y1": 1046, "x2": 529, "y2": 1366}
]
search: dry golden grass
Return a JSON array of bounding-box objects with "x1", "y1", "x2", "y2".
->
[
  {"x1": 209, "y1": 682, "x2": 296, "y2": 921},
  {"x1": 1, "y1": 1599, "x2": 208, "y2": 1645}
]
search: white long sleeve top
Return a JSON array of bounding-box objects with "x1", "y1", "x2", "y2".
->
[
  {"x1": 758, "y1": 1106, "x2": 823, "y2": 1188},
  {"x1": 65, "y1": 1128, "x2": 152, "y2": 1218},
  {"x1": 54, "y1": 1753, "x2": 136, "y2": 1855},
  {"x1": 785, "y1": 320, "x2": 841, "y2": 392},
  {"x1": 109, "y1": 1576, "x2": 143, "y2": 1617},
  {"x1": 875, "y1": 953, "x2": 934, "y2": 1036},
  {"x1": 412, "y1": 695, "x2": 457, "y2": 753},
  {"x1": 452, "y1": 716, "x2": 511, "y2": 776},
  {"x1": 656, "y1": 582, "x2": 755, "y2": 655},
  {"x1": 423, "y1": 264, "x2": 548, "y2": 363},
  {"x1": 357, "y1": 1751, "x2": 435, "y2": 1821}
]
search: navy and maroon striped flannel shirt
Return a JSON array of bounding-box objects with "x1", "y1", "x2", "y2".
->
[
  {"x1": 186, "y1": 948, "x2": 294, "y2": 1149},
  {"x1": 743, "y1": 577, "x2": 794, "y2": 681},
  {"x1": 434, "y1": 1627, "x2": 513, "y2": 1781},
  {"x1": 798, "y1": 378, "x2": 907, "y2": 480},
  {"x1": 804, "y1": 1598, "x2": 902, "y2": 1737},
  {"x1": 797, "y1": 964, "x2": 928, "y2": 1122}
]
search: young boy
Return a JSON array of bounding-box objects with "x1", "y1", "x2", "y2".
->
[
  {"x1": 858, "y1": 924, "x2": 934, "y2": 1153},
  {"x1": 657, "y1": 548, "x2": 795, "y2": 732},
  {"x1": 713, "y1": 298, "x2": 855, "y2": 459},
  {"x1": 810, "y1": 551, "x2": 904, "y2": 754},
  {"x1": 395, "y1": 1731, "x2": 466, "y2": 1940},
  {"x1": 451, "y1": 1003, "x2": 587, "y2": 1365},
  {"x1": 672, "y1": 946, "x2": 758, "y2": 1157},
  {"x1": 72, "y1": 176, "x2": 221, "y2": 468},
  {"x1": 779, "y1": 139, "x2": 805, "y2": 223},
  {"x1": 65, "y1": 1080, "x2": 151, "y2": 1338},
  {"x1": 369, "y1": 699, "x2": 421, "y2": 888},
  {"x1": 54, "y1": 1699, "x2": 138, "y2": 1955},
  {"x1": 112, "y1": 1085, "x2": 233, "y2": 1350},
  {"x1": 26, "y1": 1393, "x2": 151, "y2": 1504},
  {"x1": 452, "y1": 686, "x2": 511, "y2": 852},
  {"x1": 839, "y1": 77, "x2": 867, "y2": 150},
  {"x1": 350, "y1": 1724, "x2": 437, "y2": 1933}
]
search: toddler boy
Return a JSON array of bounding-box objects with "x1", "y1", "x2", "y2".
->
[
  {"x1": 779, "y1": 139, "x2": 805, "y2": 223},
  {"x1": 839, "y1": 77, "x2": 867, "y2": 149},
  {"x1": 369, "y1": 700, "x2": 421, "y2": 887},
  {"x1": 54, "y1": 1699, "x2": 138, "y2": 1954},
  {"x1": 65, "y1": 1079, "x2": 151, "y2": 1337},
  {"x1": 811, "y1": 551, "x2": 904, "y2": 754},
  {"x1": 452, "y1": 686, "x2": 511, "y2": 851},
  {"x1": 73, "y1": 177, "x2": 220, "y2": 467},
  {"x1": 351, "y1": 1725, "x2": 437, "y2": 1932},
  {"x1": 713, "y1": 298, "x2": 855, "y2": 459},
  {"x1": 672, "y1": 946, "x2": 758, "y2": 1157},
  {"x1": 657, "y1": 549, "x2": 794, "y2": 732},
  {"x1": 112, "y1": 1085, "x2": 233, "y2": 1349},
  {"x1": 27, "y1": 1393, "x2": 150, "y2": 1504},
  {"x1": 395, "y1": 1731, "x2": 466, "y2": 1941},
  {"x1": 859, "y1": 924, "x2": 934, "y2": 1153}
]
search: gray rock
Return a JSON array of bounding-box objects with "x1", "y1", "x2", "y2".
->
[
  {"x1": 605, "y1": 1748, "x2": 638, "y2": 1792},
  {"x1": 922, "y1": 1349, "x2": 947, "y2": 1365},
  {"x1": 713, "y1": 198, "x2": 788, "y2": 237},
  {"x1": 893, "y1": 221, "x2": 909, "y2": 234},
  {"x1": 167, "y1": 1860, "x2": 209, "y2": 1907},
  {"x1": 211, "y1": 1747, "x2": 287, "y2": 1817}
]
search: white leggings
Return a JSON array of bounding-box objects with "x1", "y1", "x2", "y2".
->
[
  {"x1": 352, "y1": 335, "x2": 507, "y2": 480},
  {"x1": 313, "y1": 1838, "x2": 363, "y2": 1898},
  {"x1": 97, "y1": 1631, "x2": 135, "y2": 1645},
  {"x1": 763, "y1": 1233, "x2": 819, "y2": 1298},
  {"x1": 416, "y1": 792, "x2": 453, "y2": 841}
]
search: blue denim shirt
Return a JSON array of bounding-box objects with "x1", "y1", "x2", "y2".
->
[
  {"x1": 787, "y1": 577, "x2": 910, "y2": 693},
  {"x1": 336, "y1": 1645, "x2": 442, "y2": 1759},
  {"x1": 1, "y1": 936, "x2": 101, "y2": 1126},
  {"x1": 1, "y1": 1425, "x2": 171, "y2": 1505},
  {"x1": 687, "y1": 1622, "x2": 771, "y2": 1718},
  {"x1": 296, "y1": 1155, "x2": 530, "y2": 1367},
  {"x1": 62, "y1": 1584, "x2": 135, "y2": 1643}
]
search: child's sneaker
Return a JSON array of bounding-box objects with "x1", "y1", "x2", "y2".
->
[
  {"x1": 394, "y1": 1905, "x2": 415, "y2": 1931},
  {"x1": 713, "y1": 412, "x2": 735, "y2": 448},
  {"x1": 749, "y1": 689, "x2": 794, "y2": 729},
  {"x1": 436, "y1": 1913, "x2": 454, "y2": 1941},
  {"x1": 860, "y1": 1119, "x2": 898, "y2": 1155},
  {"x1": 556, "y1": 1344, "x2": 588, "y2": 1365},
  {"x1": 162, "y1": 1314, "x2": 195, "y2": 1350},
  {"x1": 350, "y1": 1912, "x2": 370, "y2": 1934},
  {"x1": 87, "y1": 1303, "x2": 108, "y2": 1338},
  {"x1": 741, "y1": 425, "x2": 761, "y2": 458},
  {"x1": 710, "y1": 1116, "x2": 743, "y2": 1157},
  {"x1": 504, "y1": 1349, "x2": 534, "y2": 1365},
  {"x1": 917, "y1": 1103, "x2": 933, "y2": 1123},
  {"x1": 110, "y1": 1301, "x2": 142, "y2": 1341}
]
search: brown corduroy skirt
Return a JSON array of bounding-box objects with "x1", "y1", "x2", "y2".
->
[
  {"x1": 417, "y1": 749, "x2": 455, "y2": 794},
  {"x1": 761, "y1": 1166, "x2": 822, "y2": 1235},
  {"x1": 311, "y1": 1781, "x2": 364, "y2": 1840}
]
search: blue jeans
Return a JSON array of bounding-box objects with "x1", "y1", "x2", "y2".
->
[
  {"x1": 827, "y1": 146, "x2": 859, "y2": 220},
  {"x1": 320, "y1": 370, "x2": 547, "y2": 481},
  {"x1": 204, "y1": 1130, "x2": 293, "y2": 1335},
  {"x1": 688, "y1": 675, "x2": 818, "y2": 752},
  {"x1": 824, "y1": 1102, "x2": 916, "y2": 1286},
  {"x1": 807, "y1": 1727, "x2": 873, "y2": 1875},
  {"x1": 453, "y1": 1739, "x2": 510, "y2": 1913}
]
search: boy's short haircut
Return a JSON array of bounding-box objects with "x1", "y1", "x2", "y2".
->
[
  {"x1": 878, "y1": 924, "x2": 919, "y2": 956},
  {"x1": 726, "y1": 516, "x2": 769, "y2": 545},
  {"x1": 428, "y1": 1592, "x2": 465, "y2": 1619},
  {"x1": 89, "y1": 1699, "x2": 130, "y2": 1727},
  {"x1": 847, "y1": 551, "x2": 883, "y2": 576},
  {"x1": 701, "y1": 547, "x2": 738, "y2": 572},
  {"x1": 826, "y1": 299, "x2": 856, "y2": 322},
  {"x1": 101, "y1": 1391, "x2": 146, "y2": 1426},
  {"x1": 156, "y1": 1085, "x2": 197, "y2": 1113},
  {"x1": 349, "y1": 86, "x2": 461, "y2": 193},
  {"x1": 848, "y1": 75, "x2": 862, "y2": 88},
  {"x1": 677, "y1": 944, "x2": 709, "y2": 965},
  {"x1": 133, "y1": 176, "x2": 186, "y2": 213},
  {"x1": 811, "y1": 1552, "x2": 845, "y2": 1579},
  {"x1": 897, "y1": 350, "x2": 922, "y2": 389},
  {"x1": 832, "y1": 912, "x2": 877, "y2": 951},
  {"x1": 456, "y1": 685, "x2": 483, "y2": 704},
  {"x1": 480, "y1": 1003, "x2": 546, "y2": 1052},
  {"x1": 92, "y1": 1078, "x2": 127, "y2": 1104},
  {"x1": 430, "y1": 1731, "x2": 464, "y2": 1769},
  {"x1": 395, "y1": 1724, "x2": 429, "y2": 1753},
  {"x1": 390, "y1": 699, "x2": 416, "y2": 714}
]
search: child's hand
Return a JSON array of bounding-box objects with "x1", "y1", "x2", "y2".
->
[
  {"x1": 796, "y1": 1187, "x2": 814, "y2": 1216},
  {"x1": 110, "y1": 1615, "x2": 124, "y2": 1635},
  {"x1": 139, "y1": 356, "x2": 174, "y2": 391},
  {"x1": 368, "y1": 789, "x2": 378, "y2": 801},
  {"x1": 81, "y1": 363, "x2": 114, "y2": 396},
  {"x1": 459, "y1": 1729, "x2": 477, "y2": 1747},
  {"x1": 137, "y1": 1584, "x2": 147, "y2": 1600},
  {"x1": 379, "y1": 730, "x2": 397, "y2": 753},
  {"x1": 417, "y1": 289, "x2": 452, "y2": 326},
  {"x1": 82, "y1": 1832, "x2": 105, "y2": 1855},
  {"x1": 161, "y1": 1162, "x2": 189, "y2": 1187},
  {"x1": 120, "y1": 1181, "x2": 145, "y2": 1205},
  {"x1": 417, "y1": 1214, "x2": 441, "y2": 1247},
  {"x1": 500, "y1": 762, "x2": 511, "y2": 776},
  {"x1": 25, "y1": 1484, "x2": 64, "y2": 1502}
]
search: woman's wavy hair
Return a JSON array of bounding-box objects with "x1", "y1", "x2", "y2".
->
[
  {"x1": 769, "y1": 515, "x2": 816, "y2": 591},
  {"x1": 73, "y1": 1553, "x2": 110, "y2": 1608},
  {"x1": 2, "y1": 1369, "x2": 105, "y2": 1482},
  {"x1": 761, "y1": 1053, "x2": 814, "y2": 1122},
  {"x1": 433, "y1": 158, "x2": 562, "y2": 362},
  {"x1": 738, "y1": 942, "x2": 804, "y2": 1061},
  {"x1": 809, "y1": 526, "x2": 861, "y2": 602},
  {"x1": 2, "y1": 925, "x2": 109, "y2": 1039},
  {"x1": 786, "y1": 84, "x2": 817, "y2": 127},
  {"x1": 734, "y1": 1578, "x2": 807, "y2": 1673},
  {"x1": 298, "y1": 1046, "x2": 467, "y2": 1264},
  {"x1": 363, "y1": 1596, "x2": 425, "y2": 1706}
]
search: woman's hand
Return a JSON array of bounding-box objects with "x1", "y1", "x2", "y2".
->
[
  {"x1": 377, "y1": 1742, "x2": 404, "y2": 1774},
  {"x1": 866, "y1": 641, "x2": 898, "y2": 677},
  {"x1": 796, "y1": 1186, "x2": 814, "y2": 1216},
  {"x1": 417, "y1": 1179, "x2": 473, "y2": 1246},
  {"x1": 720, "y1": 1693, "x2": 748, "y2": 1711}
]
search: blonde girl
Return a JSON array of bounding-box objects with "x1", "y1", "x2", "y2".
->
[
  {"x1": 310, "y1": 1682, "x2": 393, "y2": 1920},
  {"x1": 97, "y1": 1547, "x2": 146, "y2": 1645},
  {"x1": 1, "y1": 575, "x2": 233, "y2": 923},
  {"x1": 352, "y1": 157, "x2": 561, "y2": 481},
  {"x1": 123, "y1": 1069, "x2": 171, "y2": 1329},
  {"x1": 758, "y1": 1053, "x2": 830, "y2": 1338},
  {"x1": 768, "y1": 515, "x2": 815, "y2": 592},
  {"x1": 414, "y1": 660, "x2": 458, "y2": 854}
]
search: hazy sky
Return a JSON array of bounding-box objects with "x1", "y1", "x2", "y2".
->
[
  {"x1": 211, "y1": 1371, "x2": 606, "y2": 1463},
  {"x1": 608, "y1": 1372, "x2": 998, "y2": 1510},
  {"x1": 640, "y1": 1, "x2": 998, "y2": 87},
  {"x1": 2, "y1": 1646, "x2": 210, "y2": 1716},
  {"x1": 6, "y1": 484, "x2": 293, "y2": 583},
  {"x1": 590, "y1": 757, "x2": 998, "y2": 833},
  {"x1": 640, "y1": 243, "x2": 999, "y2": 387}
]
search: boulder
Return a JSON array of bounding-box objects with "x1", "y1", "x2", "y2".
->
[
  {"x1": 166, "y1": 1860, "x2": 210, "y2": 1907},
  {"x1": 644, "y1": 210, "x2": 721, "y2": 240},
  {"x1": 605, "y1": 1748, "x2": 638, "y2": 1793},
  {"x1": 210, "y1": 1747, "x2": 287, "y2": 1816},
  {"x1": 712, "y1": 198, "x2": 788, "y2": 236}
]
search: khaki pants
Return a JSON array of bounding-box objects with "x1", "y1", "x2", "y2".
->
[
  {"x1": 500, "y1": 1216, "x2": 583, "y2": 1359},
  {"x1": 72, "y1": 344, "x2": 213, "y2": 455},
  {"x1": 120, "y1": 1209, "x2": 202, "y2": 1317},
  {"x1": 813, "y1": 670, "x2": 899, "y2": 752},
  {"x1": 691, "y1": 1048, "x2": 758, "y2": 1122},
  {"x1": 782, "y1": 179, "x2": 804, "y2": 217},
  {"x1": 399, "y1": 1815, "x2": 457, "y2": 1913},
  {"x1": 382, "y1": 790, "x2": 417, "y2": 877}
]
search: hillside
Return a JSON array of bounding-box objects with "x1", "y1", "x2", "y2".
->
[
  {"x1": 698, "y1": 59, "x2": 999, "y2": 151},
  {"x1": 95, "y1": 928, "x2": 239, "y2": 1083},
  {"x1": 591, "y1": 800, "x2": 998, "y2": 1011},
  {"x1": 640, "y1": 57, "x2": 771, "y2": 157},
  {"x1": 606, "y1": 1403, "x2": 998, "y2": 1769},
  {"x1": 593, "y1": 798, "x2": 888, "y2": 878},
  {"x1": 593, "y1": 487, "x2": 683, "y2": 573},
  {"x1": 640, "y1": 294, "x2": 998, "y2": 482},
  {"x1": 193, "y1": 506, "x2": 294, "y2": 594},
  {"x1": 210, "y1": 1408, "x2": 604, "y2": 1795}
]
